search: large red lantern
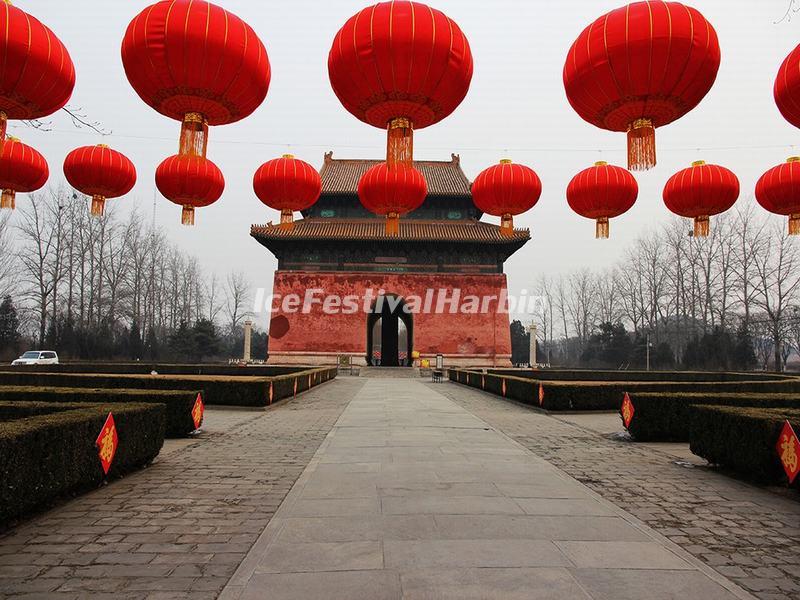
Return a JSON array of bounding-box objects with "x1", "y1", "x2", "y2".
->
[
  {"x1": 0, "y1": 137, "x2": 48, "y2": 210},
  {"x1": 563, "y1": 2, "x2": 721, "y2": 171},
  {"x1": 567, "y1": 162, "x2": 638, "y2": 239},
  {"x1": 253, "y1": 155, "x2": 321, "y2": 229},
  {"x1": 663, "y1": 161, "x2": 739, "y2": 237},
  {"x1": 121, "y1": 0, "x2": 271, "y2": 157},
  {"x1": 358, "y1": 163, "x2": 427, "y2": 235},
  {"x1": 756, "y1": 157, "x2": 800, "y2": 235},
  {"x1": 0, "y1": 2, "x2": 75, "y2": 144},
  {"x1": 471, "y1": 160, "x2": 542, "y2": 237},
  {"x1": 775, "y1": 45, "x2": 800, "y2": 129},
  {"x1": 328, "y1": 1, "x2": 473, "y2": 168},
  {"x1": 155, "y1": 155, "x2": 224, "y2": 226},
  {"x1": 63, "y1": 145, "x2": 137, "y2": 217}
]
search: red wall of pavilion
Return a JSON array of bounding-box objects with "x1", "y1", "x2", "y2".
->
[{"x1": 266, "y1": 271, "x2": 512, "y2": 367}]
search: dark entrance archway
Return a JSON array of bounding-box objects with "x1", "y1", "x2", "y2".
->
[{"x1": 366, "y1": 294, "x2": 413, "y2": 366}]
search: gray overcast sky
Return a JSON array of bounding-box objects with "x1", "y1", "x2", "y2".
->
[{"x1": 9, "y1": 1, "x2": 800, "y2": 328}]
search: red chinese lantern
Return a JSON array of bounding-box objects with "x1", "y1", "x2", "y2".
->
[
  {"x1": 63, "y1": 145, "x2": 137, "y2": 217},
  {"x1": 563, "y1": 2, "x2": 721, "y2": 171},
  {"x1": 775, "y1": 45, "x2": 800, "y2": 129},
  {"x1": 756, "y1": 157, "x2": 800, "y2": 235},
  {"x1": 328, "y1": 1, "x2": 473, "y2": 168},
  {"x1": 0, "y1": 2, "x2": 75, "y2": 144},
  {"x1": 121, "y1": 0, "x2": 271, "y2": 157},
  {"x1": 567, "y1": 162, "x2": 638, "y2": 238},
  {"x1": 471, "y1": 159, "x2": 542, "y2": 237},
  {"x1": 253, "y1": 155, "x2": 321, "y2": 229},
  {"x1": 0, "y1": 137, "x2": 48, "y2": 210},
  {"x1": 358, "y1": 163, "x2": 427, "y2": 235},
  {"x1": 155, "y1": 155, "x2": 224, "y2": 226},
  {"x1": 663, "y1": 161, "x2": 739, "y2": 237}
]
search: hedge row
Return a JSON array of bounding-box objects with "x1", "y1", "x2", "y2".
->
[
  {"x1": 449, "y1": 369, "x2": 800, "y2": 411},
  {"x1": 0, "y1": 401, "x2": 165, "y2": 527},
  {"x1": 689, "y1": 405, "x2": 800, "y2": 486},
  {"x1": 624, "y1": 392, "x2": 800, "y2": 442},
  {"x1": 487, "y1": 368, "x2": 791, "y2": 383},
  {"x1": 0, "y1": 367, "x2": 338, "y2": 407},
  {"x1": 0, "y1": 386, "x2": 202, "y2": 437},
  {"x1": 0, "y1": 363, "x2": 306, "y2": 377}
]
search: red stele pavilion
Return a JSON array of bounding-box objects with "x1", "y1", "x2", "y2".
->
[{"x1": 251, "y1": 152, "x2": 529, "y2": 367}]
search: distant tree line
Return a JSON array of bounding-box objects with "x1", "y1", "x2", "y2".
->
[
  {"x1": 528, "y1": 207, "x2": 800, "y2": 372},
  {"x1": 0, "y1": 188, "x2": 266, "y2": 362}
]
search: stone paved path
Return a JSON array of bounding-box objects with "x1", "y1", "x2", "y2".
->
[
  {"x1": 0, "y1": 378, "x2": 360, "y2": 599},
  {"x1": 433, "y1": 381, "x2": 800, "y2": 600},
  {"x1": 220, "y1": 379, "x2": 752, "y2": 600}
]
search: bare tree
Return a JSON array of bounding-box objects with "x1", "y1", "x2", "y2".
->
[{"x1": 225, "y1": 272, "x2": 252, "y2": 335}]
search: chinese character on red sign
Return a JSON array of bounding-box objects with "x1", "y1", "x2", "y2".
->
[
  {"x1": 96, "y1": 412, "x2": 118, "y2": 475},
  {"x1": 621, "y1": 392, "x2": 635, "y2": 429},
  {"x1": 538, "y1": 383, "x2": 545, "y2": 407},
  {"x1": 776, "y1": 420, "x2": 800, "y2": 484},
  {"x1": 192, "y1": 393, "x2": 204, "y2": 430}
]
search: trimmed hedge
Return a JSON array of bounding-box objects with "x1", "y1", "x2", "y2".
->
[
  {"x1": 689, "y1": 405, "x2": 800, "y2": 486},
  {"x1": 0, "y1": 363, "x2": 311, "y2": 377},
  {"x1": 0, "y1": 367, "x2": 338, "y2": 407},
  {"x1": 625, "y1": 392, "x2": 800, "y2": 442},
  {"x1": 0, "y1": 386, "x2": 202, "y2": 437},
  {"x1": 0, "y1": 401, "x2": 165, "y2": 526},
  {"x1": 487, "y1": 368, "x2": 792, "y2": 382},
  {"x1": 449, "y1": 369, "x2": 800, "y2": 411}
]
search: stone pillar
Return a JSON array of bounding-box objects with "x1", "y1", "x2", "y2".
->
[
  {"x1": 528, "y1": 322, "x2": 537, "y2": 367},
  {"x1": 243, "y1": 320, "x2": 253, "y2": 362}
]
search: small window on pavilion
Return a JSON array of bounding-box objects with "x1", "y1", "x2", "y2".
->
[
  {"x1": 447, "y1": 211, "x2": 462, "y2": 220},
  {"x1": 320, "y1": 209, "x2": 336, "y2": 218}
]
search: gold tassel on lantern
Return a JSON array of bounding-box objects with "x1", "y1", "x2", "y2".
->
[
  {"x1": 280, "y1": 208, "x2": 294, "y2": 230},
  {"x1": 179, "y1": 112, "x2": 208, "y2": 157},
  {"x1": 90, "y1": 195, "x2": 107, "y2": 217},
  {"x1": 386, "y1": 211, "x2": 400, "y2": 236},
  {"x1": 693, "y1": 215, "x2": 710, "y2": 237},
  {"x1": 181, "y1": 206, "x2": 195, "y2": 226},
  {"x1": 500, "y1": 213, "x2": 514, "y2": 238},
  {"x1": 595, "y1": 217, "x2": 610, "y2": 239},
  {"x1": 0, "y1": 189, "x2": 15, "y2": 211},
  {"x1": 790, "y1": 214, "x2": 800, "y2": 236},
  {"x1": 386, "y1": 118, "x2": 413, "y2": 169},
  {"x1": 627, "y1": 118, "x2": 656, "y2": 171}
]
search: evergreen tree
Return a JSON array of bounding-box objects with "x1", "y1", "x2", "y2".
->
[
  {"x1": 733, "y1": 323, "x2": 757, "y2": 371},
  {"x1": 129, "y1": 321, "x2": 144, "y2": 360},
  {"x1": 168, "y1": 321, "x2": 195, "y2": 361},
  {"x1": 0, "y1": 296, "x2": 20, "y2": 356},
  {"x1": 509, "y1": 320, "x2": 530, "y2": 365},
  {"x1": 192, "y1": 319, "x2": 220, "y2": 362}
]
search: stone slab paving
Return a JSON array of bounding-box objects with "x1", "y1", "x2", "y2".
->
[
  {"x1": 433, "y1": 381, "x2": 800, "y2": 600},
  {"x1": 220, "y1": 379, "x2": 752, "y2": 600},
  {"x1": 0, "y1": 378, "x2": 361, "y2": 600}
]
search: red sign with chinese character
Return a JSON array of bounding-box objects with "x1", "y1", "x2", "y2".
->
[
  {"x1": 538, "y1": 383, "x2": 545, "y2": 407},
  {"x1": 621, "y1": 392, "x2": 635, "y2": 429},
  {"x1": 95, "y1": 412, "x2": 118, "y2": 475},
  {"x1": 192, "y1": 393, "x2": 204, "y2": 430},
  {"x1": 776, "y1": 420, "x2": 800, "y2": 484}
]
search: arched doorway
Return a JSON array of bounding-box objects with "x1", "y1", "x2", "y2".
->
[{"x1": 366, "y1": 294, "x2": 413, "y2": 366}]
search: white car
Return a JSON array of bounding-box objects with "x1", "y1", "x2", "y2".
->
[{"x1": 11, "y1": 351, "x2": 59, "y2": 366}]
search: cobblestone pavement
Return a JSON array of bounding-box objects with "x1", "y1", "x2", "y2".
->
[
  {"x1": 0, "y1": 378, "x2": 362, "y2": 600},
  {"x1": 432, "y1": 382, "x2": 800, "y2": 600}
]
